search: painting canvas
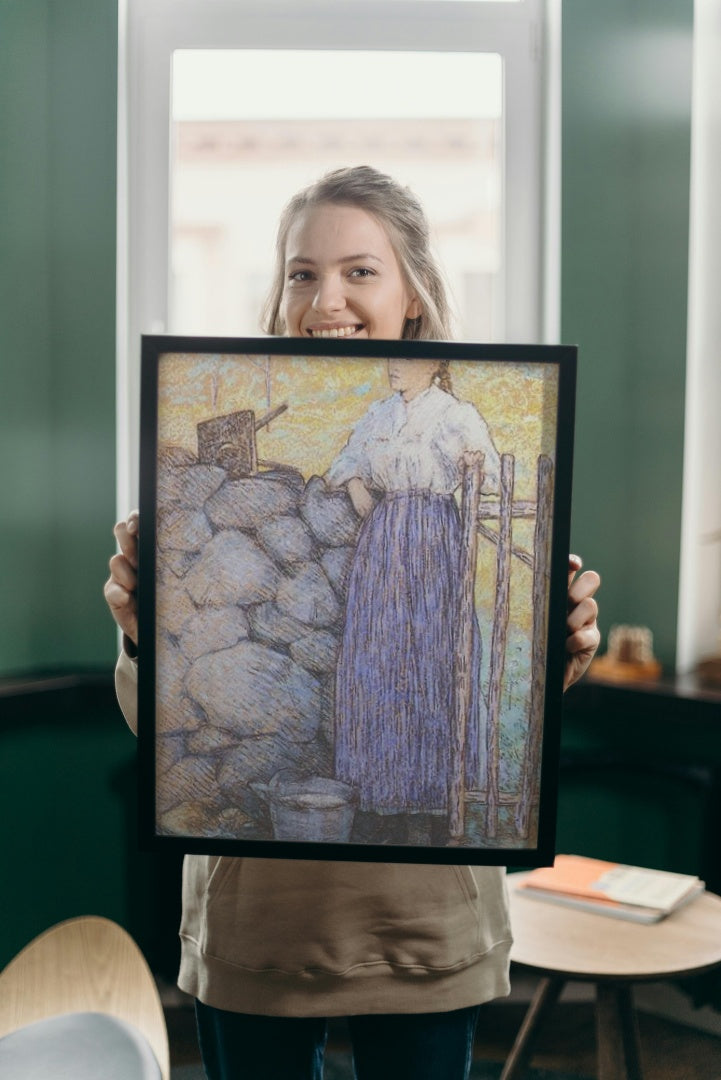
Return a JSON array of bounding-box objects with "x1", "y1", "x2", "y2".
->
[{"x1": 138, "y1": 336, "x2": 576, "y2": 865}]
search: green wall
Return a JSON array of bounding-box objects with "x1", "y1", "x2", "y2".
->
[
  {"x1": 0, "y1": 1, "x2": 694, "y2": 678},
  {"x1": 0, "y1": 0, "x2": 698, "y2": 968},
  {"x1": 0, "y1": 0, "x2": 118, "y2": 675},
  {"x1": 0, "y1": 0, "x2": 126, "y2": 969},
  {"x1": 562, "y1": 0, "x2": 693, "y2": 670}
]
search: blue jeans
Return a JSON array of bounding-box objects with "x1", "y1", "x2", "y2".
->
[{"x1": 195, "y1": 1000, "x2": 481, "y2": 1080}]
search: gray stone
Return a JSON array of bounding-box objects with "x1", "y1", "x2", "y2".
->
[
  {"x1": 156, "y1": 579, "x2": 196, "y2": 636},
  {"x1": 157, "y1": 505, "x2": 212, "y2": 553},
  {"x1": 216, "y1": 806, "x2": 255, "y2": 837},
  {"x1": 300, "y1": 475, "x2": 360, "y2": 546},
  {"x1": 157, "y1": 464, "x2": 227, "y2": 508},
  {"x1": 289, "y1": 630, "x2": 339, "y2": 675},
  {"x1": 156, "y1": 755, "x2": 218, "y2": 815},
  {"x1": 156, "y1": 629, "x2": 188, "y2": 693},
  {"x1": 155, "y1": 635, "x2": 204, "y2": 733},
  {"x1": 179, "y1": 605, "x2": 250, "y2": 660},
  {"x1": 185, "y1": 641, "x2": 321, "y2": 740},
  {"x1": 259, "y1": 467, "x2": 306, "y2": 493},
  {"x1": 217, "y1": 737, "x2": 331, "y2": 816},
  {"x1": 205, "y1": 477, "x2": 300, "y2": 530},
  {"x1": 156, "y1": 694, "x2": 205, "y2": 735},
  {"x1": 158, "y1": 799, "x2": 236, "y2": 838},
  {"x1": 256, "y1": 515, "x2": 315, "y2": 567},
  {"x1": 186, "y1": 724, "x2": 242, "y2": 756},
  {"x1": 158, "y1": 444, "x2": 197, "y2": 468},
  {"x1": 276, "y1": 563, "x2": 342, "y2": 628},
  {"x1": 247, "y1": 602, "x2": 307, "y2": 647},
  {"x1": 156, "y1": 734, "x2": 187, "y2": 776},
  {"x1": 218, "y1": 736, "x2": 306, "y2": 793},
  {"x1": 158, "y1": 549, "x2": 198, "y2": 579},
  {"x1": 320, "y1": 545, "x2": 356, "y2": 597},
  {"x1": 184, "y1": 530, "x2": 280, "y2": 607}
]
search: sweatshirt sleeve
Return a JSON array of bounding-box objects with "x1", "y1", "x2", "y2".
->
[{"x1": 115, "y1": 647, "x2": 139, "y2": 736}]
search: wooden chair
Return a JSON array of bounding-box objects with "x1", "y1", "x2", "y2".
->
[{"x1": 0, "y1": 915, "x2": 170, "y2": 1079}]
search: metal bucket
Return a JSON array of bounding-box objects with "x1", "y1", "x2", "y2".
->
[{"x1": 259, "y1": 771, "x2": 358, "y2": 843}]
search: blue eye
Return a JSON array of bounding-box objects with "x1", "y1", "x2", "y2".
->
[
  {"x1": 349, "y1": 267, "x2": 374, "y2": 279},
  {"x1": 289, "y1": 269, "x2": 313, "y2": 283}
]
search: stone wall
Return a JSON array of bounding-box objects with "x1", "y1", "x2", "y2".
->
[{"x1": 153, "y1": 446, "x2": 360, "y2": 839}]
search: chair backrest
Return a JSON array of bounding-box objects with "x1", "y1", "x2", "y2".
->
[{"x1": 0, "y1": 915, "x2": 170, "y2": 1080}]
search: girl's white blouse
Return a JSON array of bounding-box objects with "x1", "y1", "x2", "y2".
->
[{"x1": 326, "y1": 384, "x2": 500, "y2": 496}]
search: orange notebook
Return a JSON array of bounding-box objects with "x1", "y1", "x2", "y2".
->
[{"x1": 516, "y1": 854, "x2": 703, "y2": 923}]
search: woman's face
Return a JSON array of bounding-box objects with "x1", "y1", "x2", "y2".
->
[
  {"x1": 387, "y1": 358, "x2": 440, "y2": 401},
  {"x1": 281, "y1": 203, "x2": 421, "y2": 340}
]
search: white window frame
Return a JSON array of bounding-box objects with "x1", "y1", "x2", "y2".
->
[
  {"x1": 676, "y1": 0, "x2": 721, "y2": 674},
  {"x1": 117, "y1": 0, "x2": 559, "y2": 511}
]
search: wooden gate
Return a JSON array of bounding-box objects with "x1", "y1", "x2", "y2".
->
[{"x1": 449, "y1": 452, "x2": 554, "y2": 845}]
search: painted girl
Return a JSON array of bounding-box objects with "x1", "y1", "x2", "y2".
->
[{"x1": 326, "y1": 356, "x2": 500, "y2": 816}]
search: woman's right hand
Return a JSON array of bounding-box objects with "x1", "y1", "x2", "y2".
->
[{"x1": 103, "y1": 510, "x2": 139, "y2": 646}]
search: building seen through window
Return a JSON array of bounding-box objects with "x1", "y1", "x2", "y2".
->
[{"x1": 170, "y1": 50, "x2": 503, "y2": 341}]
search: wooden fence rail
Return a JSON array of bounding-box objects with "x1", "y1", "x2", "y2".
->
[{"x1": 450, "y1": 452, "x2": 554, "y2": 844}]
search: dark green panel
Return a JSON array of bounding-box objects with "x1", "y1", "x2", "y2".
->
[
  {"x1": 47, "y1": 0, "x2": 118, "y2": 667},
  {"x1": 556, "y1": 771, "x2": 708, "y2": 877},
  {"x1": 558, "y1": 684, "x2": 721, "y2": 888},
  {"x1": 562, "y1": 0, "x2": 693, "y2": 668},
  {"x1": 0, "y1": 688, "x2": 134, "y2": 967},
  {"x1": 0, "y1": 2, "x2": 55, "y2": 672},
  {"x1": 0, "y1": 680, "x2": 187, "y2": 976},
  {"x1": 0, "y1": 0, "x2": 118, "y2": 674}
]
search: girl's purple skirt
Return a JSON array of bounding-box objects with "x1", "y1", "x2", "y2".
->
[{"x1": 334, "y1": 491, "x2": 481, "y2": 812}]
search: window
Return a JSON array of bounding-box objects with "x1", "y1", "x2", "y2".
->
[
  {"x1": 170, "y1": 49, "x2": 503, "y2": 340},
  {"x1": 118, "y1": 0, "x2": 557, "y2": 509},
  {"x1": 677, "y1": 2, "x2": 721, "y2": 674}
]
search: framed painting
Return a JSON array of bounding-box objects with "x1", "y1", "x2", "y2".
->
[{"x1": 137, "y1": 336, "x2": 576, "y2": 865}]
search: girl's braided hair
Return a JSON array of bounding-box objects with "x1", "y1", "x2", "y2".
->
[{"x1": 435, "y1": 358, "x2": 453, "y2": 394}]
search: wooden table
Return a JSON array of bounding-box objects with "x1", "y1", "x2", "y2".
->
[{"x1": 503, "y1": 874, "x2": 721, "y2": 1080}]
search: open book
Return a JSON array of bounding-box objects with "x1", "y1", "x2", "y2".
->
[{"x1": 515, "y1": 854, "x2": 704, "y2": 923}]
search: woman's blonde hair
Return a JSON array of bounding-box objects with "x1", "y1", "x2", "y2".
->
[{"x1": 262, "y1": 165, "x2": 454, "y2": 341}]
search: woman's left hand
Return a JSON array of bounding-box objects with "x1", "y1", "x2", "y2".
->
[
  {"x1": 564, "y1": 554, "x2": 601, "y2": 691},
  {"x1": 347, "y1": 477, "x2": 376, "y2": 519}
]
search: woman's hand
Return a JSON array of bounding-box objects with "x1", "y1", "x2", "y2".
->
[
  {"x1": 103, "y1": 510, "x2": 139, "y2": 646},
  {"x1": 564, "y1": 554, "x2": 601, "y2": 691},
  {"x1": 347, "y1": 477, "x2": 376, "y2": 519}
]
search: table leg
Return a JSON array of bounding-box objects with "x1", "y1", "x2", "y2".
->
[
  {"x1": 596, "y1": 982, "x2": 643, "y2": 1080},
  {"x1": 499, "y1": 976, "x2": 565, "y2": 1080}
]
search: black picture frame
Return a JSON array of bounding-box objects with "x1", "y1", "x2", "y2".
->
[{"x1": 138, "y1": 335, "x2": 576, "y2": 865}]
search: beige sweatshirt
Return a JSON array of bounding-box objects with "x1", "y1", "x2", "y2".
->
[{"x1": 116, "y1": 650, "x2": 512, "y2": 1016}]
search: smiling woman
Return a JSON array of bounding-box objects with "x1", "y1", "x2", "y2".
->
[
  {"x1": 106, "y1": 152, "x2": 598, "y2": 1074},
  {"x1": 263, "y1": 166, "x2": 451, "y2": 341},
  {"x1": 281, "y1": 205, "x2": 421, "y2": 340}
]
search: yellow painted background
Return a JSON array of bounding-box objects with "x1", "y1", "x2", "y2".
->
[{"x1": 157, "y1": 352, "x2": 560, "y2": 646}]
